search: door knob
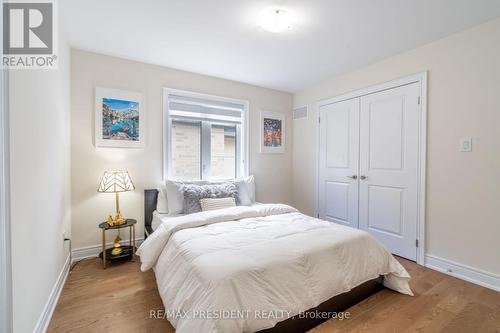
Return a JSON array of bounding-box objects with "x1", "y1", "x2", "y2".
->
[
  {"x1": 360, "y1": 175, "x2": 367, "y2": 180},
  {"x1": 346, "y1": 175, "x2": 358, "y2": 179}
]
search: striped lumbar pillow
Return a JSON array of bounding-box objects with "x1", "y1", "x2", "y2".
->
[{"x1": 200, "y1": 197, "x2": 236, "y2": 212}]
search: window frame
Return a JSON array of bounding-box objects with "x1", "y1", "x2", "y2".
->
[{"x1": 163, "y1": 88, "x2": 249, "y2": 181}]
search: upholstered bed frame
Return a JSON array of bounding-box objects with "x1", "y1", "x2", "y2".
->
[
  {"x1": 144, "y1": 189, "x2": 158, "y2": 238},
  {"x1": 143, "y1": 189, "x2": 383, "y2": 333}
]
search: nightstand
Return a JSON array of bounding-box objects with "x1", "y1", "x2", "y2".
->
[{"x1": 98, "y1": 219, "x2": 137, "y2": 269}]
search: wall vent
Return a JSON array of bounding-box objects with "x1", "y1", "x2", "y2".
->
[{"x1": 293, "y1": 106, "x2": 308, "y2": 119}]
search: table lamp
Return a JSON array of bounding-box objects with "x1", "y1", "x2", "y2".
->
[{"x1": 98, "y1": 171, "x2": 135, "y2": 225}]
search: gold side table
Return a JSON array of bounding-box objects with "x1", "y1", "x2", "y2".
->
[{"x1": 98, "y1": 219, "x2": 137, "y2": 269}]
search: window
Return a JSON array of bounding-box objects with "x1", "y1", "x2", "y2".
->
[
  {"x1": 164, "y1": 89, "x2": 247, "y2": 180},
  {"x1": 210, "y1": 124, "x2": 236, "y2": 180},
  {"x1": 170, "y1": 120, "x2": 201, "y2": 180}
]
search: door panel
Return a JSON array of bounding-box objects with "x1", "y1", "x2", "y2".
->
[
  {"x1": 367, "y1": 185, "x2": 403, "y2": 236},
  {"x1": 359, "y1": 83, "x2": 420, "y2": 260},
  {"x1": 318, "y1": 98, "x2": 359, "y2": 228},
  {"x1": 368, "y1": 98, "x2": 404, "y2": 170},
  {"x1": 325, "y1": 182, "x2": 349, "y2": 222},
  {"x1": 326, "y1": 109, "x2": 350, "y2": 168}
]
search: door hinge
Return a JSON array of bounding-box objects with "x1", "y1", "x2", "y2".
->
[
  {"x1": 416, "y1": 239, "x2": 419, "y2": 247},
  {"x1": 418, "y1": 96, "x2": 421, "y2": 105},
  {"x1": 318, "y1": 117, "x2": 321, "y2": 124}
]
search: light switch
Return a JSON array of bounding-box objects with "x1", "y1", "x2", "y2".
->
[{"x1": 460, "y1": 138, "x2": 472, "y2": 152}]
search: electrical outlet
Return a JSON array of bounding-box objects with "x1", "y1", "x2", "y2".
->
[{"x1": 459, "y1": 138, "x2": 472, "y2": 152}]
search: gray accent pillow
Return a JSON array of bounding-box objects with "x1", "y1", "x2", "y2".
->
[{"x1": 181, "y1": 183, "x2": 238, "y2": 214}]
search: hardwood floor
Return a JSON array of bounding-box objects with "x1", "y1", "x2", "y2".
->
[{"x1": 48, "y1": 257, "x2": 500, "y2": 333}]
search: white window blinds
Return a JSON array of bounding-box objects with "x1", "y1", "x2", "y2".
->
[{"x1": 168, "y1": 94, "x2": 245, "y2": 123}]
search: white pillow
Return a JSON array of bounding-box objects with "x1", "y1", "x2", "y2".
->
[
  {"x1": 156, "y1": 185, "x2": 169, "y2": 214},
  {"x1": 235, "y1": 175, "x2": 255, "y2": 205},
  {"x1": 165, "y1": 179, "x2": 206, "y2": 214},
  {"x1": 200, "y1": 197, "x2": 236, "y2": 211}
]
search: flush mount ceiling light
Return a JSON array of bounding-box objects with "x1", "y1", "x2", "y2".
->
[{"x1": 257, "y1": 7, "x2": 294, "y2": 33}]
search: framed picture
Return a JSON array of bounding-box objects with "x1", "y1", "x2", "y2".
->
[
  {"x1": 260, "y1": 111, "x2": 285, "y2": 154},
  {"x1": 95, "y1": 87, "x2": 145, "y2": 148}
]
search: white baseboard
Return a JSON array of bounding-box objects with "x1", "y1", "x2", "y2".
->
[
  {"x1": 72, "y1": 238, "x2": 144, "y2": 263},
  {"x1": 33, "y1": 254, "x2": 70, "y2": 333},
  {"x1": 425, "y1": 254, "x2": 500, "y2": 292}
]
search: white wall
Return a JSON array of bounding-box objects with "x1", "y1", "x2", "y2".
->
[
  {"x1": 0, "y1": 30, "x2": 12, "y2": 333},
  {"x1": 71, "y1": 49, "x2": 293, "y2": 249},
  {"x1": 9, "y1": 32, "x2": 71, "y2": 333},
  {"x1": 293, "y1": 18, "x2": 500, "y2": 275},
  {"x1": 0, "y1": 4, "x2": 12, "y2": 332}
]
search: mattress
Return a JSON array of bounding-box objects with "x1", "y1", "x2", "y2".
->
[{"x1": 137, "y1": 204, "x2": 412, "y2": 333}]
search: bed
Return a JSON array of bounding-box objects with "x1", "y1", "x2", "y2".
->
[{"x1": 139, "y1": 189, "x2": 412, "y2": 333}]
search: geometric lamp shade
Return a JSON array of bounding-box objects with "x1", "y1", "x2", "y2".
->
[{"x1": 97, "y1": 171, "x2": 135, "y2": 193}]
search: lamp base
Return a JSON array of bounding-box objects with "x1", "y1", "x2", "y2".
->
[
  {"x1": 106, "y1": 211, "x2": 126, "y2": 226},
  {"x1": 113, "y1": 192, "x2": 125, "y2": 225},
  {"x1": 114, "y1": 211, "x2": 125, "y2": 225},
  {"x1": 105, "y1": 193, "x2": 126, "y2": 226},
  {"x1": 114, "y1": 218, "x2": 126, "y2": 225}
]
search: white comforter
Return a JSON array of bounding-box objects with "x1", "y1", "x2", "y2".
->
[{"x1": 137, "y1": 204, "x2": 412, "y2": 333}]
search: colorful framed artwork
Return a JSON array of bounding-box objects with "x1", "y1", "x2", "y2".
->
[
  {"x1": 260, "y1": 111, "x2": 285, "y2": 154},
  {"x1": 95, "y1": 87, "x2": 144, "y2": 148}
]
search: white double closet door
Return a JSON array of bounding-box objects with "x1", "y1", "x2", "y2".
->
[{"x1": 318, "y1": 83, "x2": 420, "y2": 261}]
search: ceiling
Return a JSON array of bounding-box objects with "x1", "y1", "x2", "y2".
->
[{"x1": 61, "y1": 0, "x2": 500, "y2": 92}]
